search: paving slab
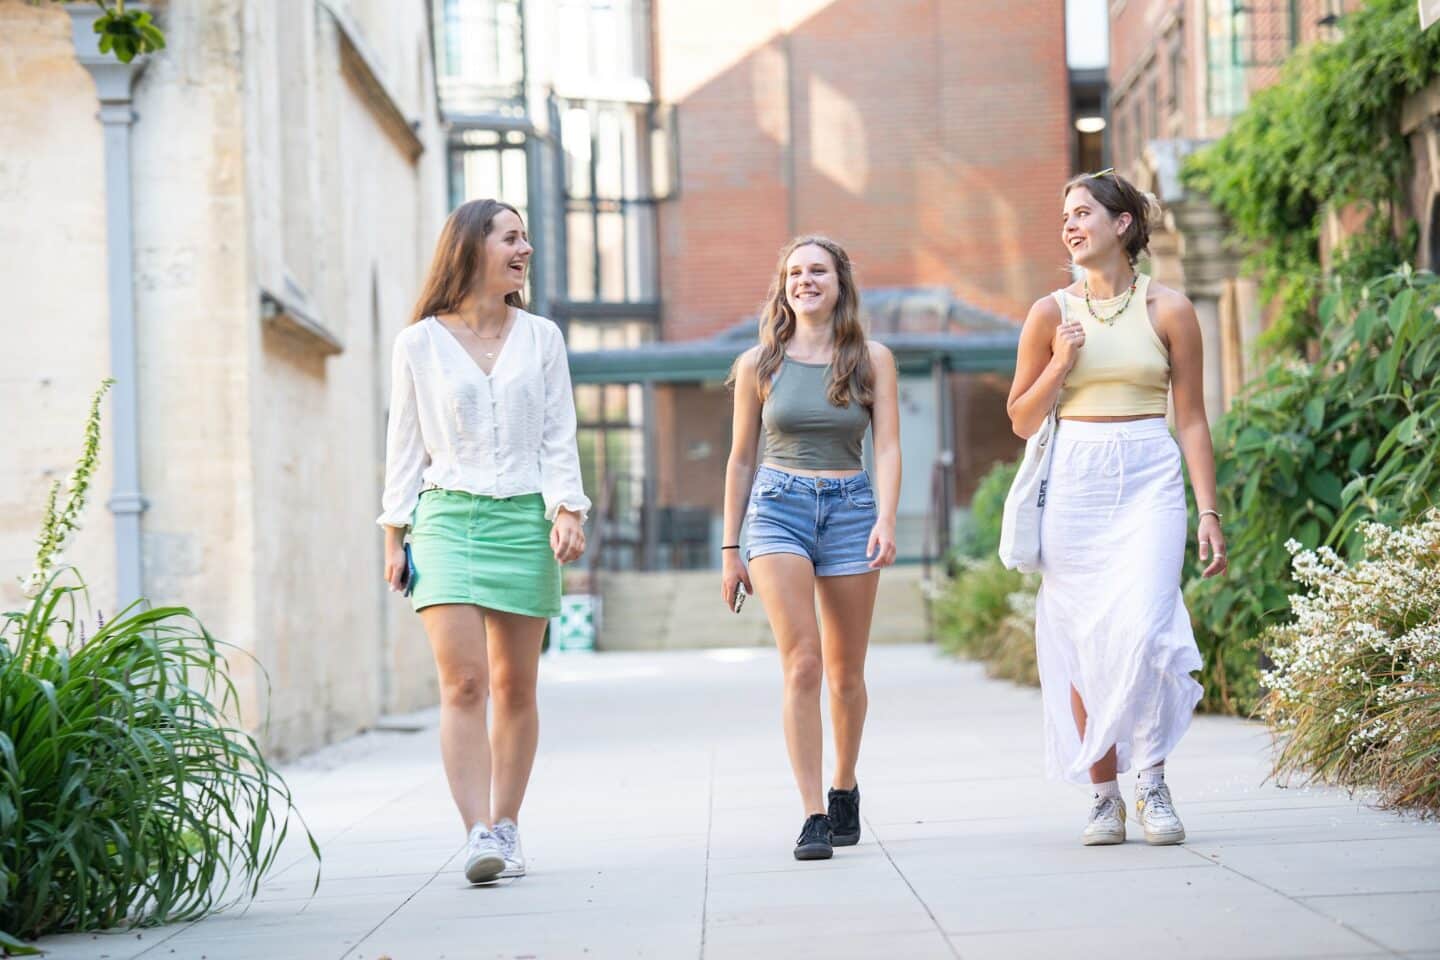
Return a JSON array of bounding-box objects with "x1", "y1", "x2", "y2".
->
[{"x1": 28, "y1": 645, "x2": 1440, "y2": 959}]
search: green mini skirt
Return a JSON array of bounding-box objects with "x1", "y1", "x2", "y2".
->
[{"x1": 408, "y1": 489, "x2": 560, "y2": 619}]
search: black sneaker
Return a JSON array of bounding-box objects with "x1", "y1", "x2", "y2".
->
[
  {"x1": 793, "y1": 813, "x2": 834, "y2": 860},
  {"x1": 828, "y1": 784, "x2": 861, "y2": 846}
]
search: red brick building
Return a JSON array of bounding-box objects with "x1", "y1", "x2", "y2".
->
[{"x1": 655, "y1": 0, "x2": 1074, "y2": 339}]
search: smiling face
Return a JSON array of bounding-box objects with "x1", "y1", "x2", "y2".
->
[
  {"x1": 482, "y1": 208, "x2": 532, "y2": 296},
  {"x1": 1062, "y1": 185, "x2": 1131, "y2": 268},
  {"x1": 784, "y1": 243, "x2": 840, "y2": 321}
]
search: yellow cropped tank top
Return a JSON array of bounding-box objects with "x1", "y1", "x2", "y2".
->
[{"x1": 1057, "y1": 273, "x2": 1170, "y2": 418}]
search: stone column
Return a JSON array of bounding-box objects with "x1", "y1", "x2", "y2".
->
[
  {"x1": 68, "y1": 5, "x2": 150, "y2": 607},
  {"x1": 1171, "y1": 198, "x2": 1241, "y2": 422}
]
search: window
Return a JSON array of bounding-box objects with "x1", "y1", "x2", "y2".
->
[
  {"x1": 559, "y1": 100, "x2": 660, "y2": 307},
  {"x1": 1147, "y1": 75, "x2": 1159, "y2": 142},
  {"x1": 554, "y1": 0, "x2": 651, "y2": 93},
  {"x1": 434, "y1": 0, "x2": 525, "y2": 115}
]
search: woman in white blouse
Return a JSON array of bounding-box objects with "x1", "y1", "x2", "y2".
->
[{"x1": 378, "y1": 199, "x2": 590, "y2": 884}]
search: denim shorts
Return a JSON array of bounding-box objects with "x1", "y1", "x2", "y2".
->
[{"x1": 745, "y1": 466, "x2": 878, "y2": 577}]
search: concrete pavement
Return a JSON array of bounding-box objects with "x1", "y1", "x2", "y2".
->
[{"x1": 32, "y1": 645, "x2": 1440, "y2": 959}]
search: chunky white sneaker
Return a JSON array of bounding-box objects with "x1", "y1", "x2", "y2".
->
[
  {"x1": 494, "y1": 817, "x2": 526, "y2": 879},
  {"x1": 1136, "y1": 782, "x2": 1186, "y2": 845},
  {"x1": 1081, "y1": 794, "x2": 1127, "y2": 846},
  {"x1": 463, "y1": 824, "x2": 505, "y2": 883}
]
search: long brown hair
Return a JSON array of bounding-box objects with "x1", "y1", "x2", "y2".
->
[
  {"x1": 409, "y1": 199, "x2": 526, "y2": 324},
  {"x1": 736, "y1": 235, "x2": 873, "y2": 408}
]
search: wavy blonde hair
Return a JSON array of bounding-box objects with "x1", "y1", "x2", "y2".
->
[
  {"x1": 410, "y1": 199, "x2": 526, "y2": 324},
  {"x1": 733, "y1": 235, "x2": 873, "y2": 408}
]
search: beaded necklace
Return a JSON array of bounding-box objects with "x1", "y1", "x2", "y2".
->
[{"x1": 1083, "y1": 273, "x2": 1139, "y2": 325}]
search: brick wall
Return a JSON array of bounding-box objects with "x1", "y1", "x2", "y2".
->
[{"x1": 653, "y1": 0, "x2": 1073, "y2": 341}]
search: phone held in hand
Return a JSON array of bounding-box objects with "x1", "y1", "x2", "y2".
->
[
  {"x1": 400, "y1": 542, "x2": 416, "y2": 598},
  {"x1": 731, "y1": 582, "x2": 746, "y2": 614}
]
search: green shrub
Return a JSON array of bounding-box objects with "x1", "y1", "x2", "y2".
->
[
  {"x1": 1185, "y1": 266, "x2": 1440, "y2": 715},
  {"x1": 933, "y1": 556, "x2": 1038, "y2": 686},
  {"x1": 1262, "y1": 510, "x2": 1440, "y2": 815},
  {"x1": 1, "y1": 383, "x2": 315, "y2": 950},
  {"x1": 953, "y1": 460, "x2": 1018, "y2": 561},
  {"x1": 1182, "y1": 0, "x2": 1440, "y2": 347}
]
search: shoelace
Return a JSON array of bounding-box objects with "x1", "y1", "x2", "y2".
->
[
  {"x1": 1141, "y1": 785, "x2": 1175, "y2": 819},
  {"x1": 493, "y1": 822, "x2": 517, "y2": 857},
  {"x1": 797, "y1": 815, "x2": 830, "y2": 845},
  {"x1": 1090, "y1": 795, "x2": 1122, "y2": 821}
]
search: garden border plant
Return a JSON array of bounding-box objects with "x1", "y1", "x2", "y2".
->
[{"x1": 1, "y1": 381, "x2": 316, "y2": 954}]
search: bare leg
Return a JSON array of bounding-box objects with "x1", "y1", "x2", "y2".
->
[
  {"x1": 750, "y1": 553, "x2": 825, "y2": 816},
  {"x1": 420, "y1": 604, "x2": 491, "y2": 830},
  {"x1": 1070, "y1": 684, "x2": 1118, "y2": 784},
  {"x1": 816, "y1": 571, "x2": 880, "y2": 791},
  {"x1": 487, "y1": 609, "x2": 547, "y2": 824}
]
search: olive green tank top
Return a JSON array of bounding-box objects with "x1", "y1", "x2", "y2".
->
[{"x1": 761, "y1": 358, "x2": 871, "y2": 470}]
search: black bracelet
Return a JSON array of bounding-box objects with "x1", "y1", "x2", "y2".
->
[{"x1": 721, "y1": 544, "x2": 740, "y2": 550}]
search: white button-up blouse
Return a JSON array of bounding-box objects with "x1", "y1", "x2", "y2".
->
[{"x1": 377, "y1": 310, "x2": 591, "y2": 529}]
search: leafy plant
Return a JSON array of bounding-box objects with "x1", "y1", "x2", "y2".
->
[
  {"x1": 30, "y1": 1, "x2": 166, "y2": 64},
  {"x1": 953, "y1": 459, "x2": 1018, "y2": 562},
  {"x1": 0, "y1": 382, "x2": 315, "y2": 950},
  {"x1": 1262, "y1": 510, "x2": 1440, "y2": 815},
  {"x1": 1182, "y1": 0, "x2": 1440, "y2": 347},
  {"x1": 1184, "y1": 266, "x2": 1440, "y2": 715},
  {"x1": 933, "y1": 556, "x2": 1039, "y2": 686}
]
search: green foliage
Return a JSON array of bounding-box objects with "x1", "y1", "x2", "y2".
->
[
  {"x1": 953, "y1": 460, "x2": 1018, "y2": 561},
  {"x1": 0, "y1": 382, "x2": 315, "y2": 948},
  {"x1": 1185, "y1": 266, "x2": 1440, "y2": 713},
  {"x1": 1182, "y1": 0, "x2": 1440, "y2": 346},
  {"x1": 933, "y1": 557, "x2": 1039, "y2": 687},
  {"x1": 33, "y1": 1, "x2": 166, "y2": 64}
]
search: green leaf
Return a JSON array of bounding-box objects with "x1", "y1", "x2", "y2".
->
[
  {"x1": 1298, "y1": 517, "x2": 1321, "y2": 549},
  {"x1": 1388, "y1": 287, "x2": 1414, "y2": 334},
  {"x1": 1303, "y1": 396, "x2": 1325, "y2": 432},
  {"x1": 1346, "y1": 437, "x2": 1373, "y2": 473},
  {"x1": 0, "y1": 930, "x2": 40, "y2": 956},
  {"x1": 1340, "y1": 475, "x2": 1367, "y2": 505},
  {"x1": 1305, "y1": 471, "x2": 1343, "y2": 508}
]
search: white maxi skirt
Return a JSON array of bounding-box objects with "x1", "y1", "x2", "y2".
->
[{"x1": 1035, "y1": 418, "x2": 1203, "y2": 784}]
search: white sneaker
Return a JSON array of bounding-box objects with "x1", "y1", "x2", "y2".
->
[
  {"x1": 494, "y1": 817, "x2": 526, "y2": 879},
  {"x1": 1136, "y1": 782, "x2": 1186, "y2": 845},
  {"x1": 1081, "y1": 794, "x2": 1127, "y2": 846},
  {"x1": 463, "y1": 824, "x2": 505, "y2": 883}
]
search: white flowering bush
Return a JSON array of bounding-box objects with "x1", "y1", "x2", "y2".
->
[{"x1": 1262, "y1": 509, "x2": 1440, "y2": 815}]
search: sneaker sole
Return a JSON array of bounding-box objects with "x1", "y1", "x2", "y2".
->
[
  {"x1": 1143, "y1": 827, "x2": 1186, "y2": 845},
  {"x1": 1082, "y1": 829, "x2": 1126, "y2": 846},
  {"x1": 465, "y1": 854, "x2": 506, "y2": 883},
  {"x1": 831, "y1": 832, "x2": 860, "y2": 847},
  {"x1": 794, "y1": 843, "x2": 834, "y2": 861},
  {"x1": 498, "y1": 863, "x2": 526, "y2": 879}
]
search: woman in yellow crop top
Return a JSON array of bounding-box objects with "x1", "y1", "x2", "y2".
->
[{"x1": 1006, "y1": 169, "x2": 1228, "y2": 849}]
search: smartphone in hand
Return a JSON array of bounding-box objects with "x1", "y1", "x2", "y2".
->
[{"x1": 731, "y1": 581, "x2": 746, "y2": 614}]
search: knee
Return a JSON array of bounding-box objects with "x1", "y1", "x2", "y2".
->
[
  {"x1": 440, "y1": 668, "x2": 488, "y2": 710},
  {"x1": 828, "y1": 668, "x2": 866, "y2": 702},
  {"x1": 489, "y1": 669, "x2": 536, "y2": 712},
  {"x1": 784, "y1": 650, "x2": 823, "y2": 694}
]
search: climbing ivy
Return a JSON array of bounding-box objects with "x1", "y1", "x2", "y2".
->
[{"x1": 1182, "y1": 0, "x2": 1440, "y2": 347}]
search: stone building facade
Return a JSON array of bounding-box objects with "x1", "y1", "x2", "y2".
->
[{"x1": 0, "y1": 0, "x2": 447, "y2": 756}]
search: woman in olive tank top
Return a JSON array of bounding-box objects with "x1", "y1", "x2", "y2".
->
[
  {"x1": 722, "y1": 236, "x2": 902, "y2": 861},
  {"x1": 1007, "y1": 169, "x2": 1228, "y2": 848}
]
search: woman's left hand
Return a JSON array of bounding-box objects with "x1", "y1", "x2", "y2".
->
[
  {"x1": 867, "y1": 518, "x2": 897, "y2": 569},
  {"x1": 551, "y1": 510, "x2": 586, "y2": 564},
  {"x1": 1198, "y1": 515, "x2": 1227, "y2": 578}
]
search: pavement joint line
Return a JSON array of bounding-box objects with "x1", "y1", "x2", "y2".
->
[
  {"x1": 699, "y1": 747, "x2": 716, "y2": 960},
  {"x1": 1177, "y1": 843, "x2": 1407, "y2": 958},
  {"x1": 866, "y1": 817, "x2": 963, "y2": 960},
  {"x1": 338, "y1": 841, "x2": 459, "y2": 960}
]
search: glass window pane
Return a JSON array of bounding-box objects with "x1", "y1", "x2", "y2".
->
[
  {"x1": 597, "y1": 210, "x2": 625, "y2": 301},
  {"x1": 567, "y1": 210, "x2": 595, "y2": 300},
  {"x1": 595, "y1": 109, "x2": 624, "y2": 200},
  {"x1": 501, "y1": 147, "x2": 528, "y2": 215},
  {"x1": 575, "y1": 384, "x2": 601, "y2": 421},
  {"x1": 461, "y1": 149, "x2": 501, "y2": 202},
  {"x1": 562, "y1": 108, "x2": 592, "y2": 199},
  {"x1": 604, "y1": 384, "x2": 629, "y2": 422},
  {"x1": 625, "y1": 203, "x2": 656, "y2": 300}
]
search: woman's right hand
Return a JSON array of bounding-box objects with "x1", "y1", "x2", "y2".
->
[
  {"x1": 1052, "y1": 315, "x2": 1085, "y2": 372},
  {"x1": 384, "y1": 541, "x2": 408, "y2": 592},
  {"x1": 720, "y1": 551, "x2": 752, "y2": 612}
]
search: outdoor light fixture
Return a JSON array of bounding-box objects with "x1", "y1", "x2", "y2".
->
[{"x1": 1075, "y1": 116, "x2": 1107, "y2": 133}]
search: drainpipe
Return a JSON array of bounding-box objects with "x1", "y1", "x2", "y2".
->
[{"x1": 68, "y1": 5, "x2": 150, "y2": 607}]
